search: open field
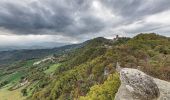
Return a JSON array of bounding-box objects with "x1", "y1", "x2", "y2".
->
[{"x1": 44, "y1": 63, "x2": 61, "y2": 74}]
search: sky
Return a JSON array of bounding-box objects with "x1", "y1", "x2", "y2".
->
[{"x1": 0, "y1": 0, "x2": 170, "y2": 47}]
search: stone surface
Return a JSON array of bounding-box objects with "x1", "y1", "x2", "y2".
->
[
  {"x1": 115, "y1": 68, "x2": 170, "y2": 100},
  {"x1": 154, "y1": 78, "x2": 170, "y2": 100}
]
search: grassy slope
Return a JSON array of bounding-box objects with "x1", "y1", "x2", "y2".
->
[{"x1": 44, "y1": 63, "x2": 61, "y2": 74}]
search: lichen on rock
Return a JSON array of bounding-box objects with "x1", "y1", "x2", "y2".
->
[
  {"x1": 120, "y1": 68, "x2": 160, "y2": 100},
  {"x1": 115, "y1": 66, "x2": 170, "y2": 100}
]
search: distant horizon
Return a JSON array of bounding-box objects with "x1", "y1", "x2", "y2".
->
[{"x1": 0, "y1": 32, "x2": 169, "y2": 51}]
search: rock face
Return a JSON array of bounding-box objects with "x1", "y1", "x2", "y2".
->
[
  {"x1": 115, "y1": 68, "x2": 170, "y2": 100},
  {"x1": 154, "y1": 78, "x2": 170, "y2": 100},
  {"x1": 119, "y1": 68, "x2": 160, "y2": 100}
]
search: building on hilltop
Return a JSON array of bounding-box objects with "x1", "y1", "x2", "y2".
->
[{"x1": 113, "y1": 35, "x2": 119, "y2": 40}]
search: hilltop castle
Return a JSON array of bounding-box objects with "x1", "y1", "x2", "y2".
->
[{"x1": 113, "y1": 35, "x2": 119, "y2": 40}]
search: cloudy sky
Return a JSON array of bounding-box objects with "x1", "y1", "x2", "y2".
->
[{"x1": 0, "y1": 0, "x2": 170, "y2": 47}]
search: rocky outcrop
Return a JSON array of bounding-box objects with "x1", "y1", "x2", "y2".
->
[{"x1": 115, "y1": 68, "x2": 170, "y2": 100}]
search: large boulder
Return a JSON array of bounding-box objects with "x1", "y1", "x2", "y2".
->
[{"x1": 115, "y1": 68, "x2": 170, "y2": 100}]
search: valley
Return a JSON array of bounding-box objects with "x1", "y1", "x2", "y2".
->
[{"x1": 0, "y1": 33, "x2": 170, "y2": 100}]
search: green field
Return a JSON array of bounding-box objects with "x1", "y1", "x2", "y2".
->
[
  {"x1": 44, "y1": 63, "x2": 61, "y2": 74},
  {"x1": 0, "y1": 62, "x2": 61, "y2": 100},
  {"x1": 21, "y1": 60, "x2": 38, "y2": 68},
  {"x1": 0, "y1": 71, "x2": 24, "y2": 84},
  {"x1": 8, "y1": 72, "x2": 24, "y2": 82}
]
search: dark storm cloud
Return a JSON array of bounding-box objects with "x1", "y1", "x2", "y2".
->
[
  {"x1": 0, "y1": 0, "x2": 170, "y2": 37},
  {"x1": 0, "y1": 0, "x2": 77, "y2": 35},
  {"x1": 0, "y1": 0, "x2": 106, "y2": 36}
]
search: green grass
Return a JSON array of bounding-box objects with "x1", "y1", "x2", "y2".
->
[
  {"x1": 44, "y1": 63, "x2": 61, "y2": 74},
  {"x1": 1, "y1": 72, "x2": 23, "y2": 82},
  {"x1": 7, "y1": 71, "x2": 24, "y2": 83},
  {"x1": 0, "y1": 59, "x2": 35, "y2": 83},
  {"x1": 0, "y1": 59, "x2": 38, "y2": 100},
  {"x1": 21, "y1": 59, "x2": 38, "y2": 68},
  {"x1": 0, "y1": 71, "x2": 24, "y2": 88}
]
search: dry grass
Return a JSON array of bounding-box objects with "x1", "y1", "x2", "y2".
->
[{"x1": 0, "y1": 85, "x2": 25, "y2": 100}]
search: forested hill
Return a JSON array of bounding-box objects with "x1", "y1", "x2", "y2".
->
[{"x1": 0, "y1": 33, "x2": 170, "y2": 100}]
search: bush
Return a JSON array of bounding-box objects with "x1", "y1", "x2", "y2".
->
[
  {"x1": 79, "y1": 73, "x2": 120, "y2": 100},
  {"x1": 21, "y1": 88, "x2": 27, "y2": 96}
]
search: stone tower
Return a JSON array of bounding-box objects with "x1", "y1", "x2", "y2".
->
[{"x1": 113, "y1": 35, "x2": 119, "y2": 40}]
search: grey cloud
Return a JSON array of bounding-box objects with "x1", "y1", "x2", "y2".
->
[
  {"x1": 101, "y1": 0, "x2": 170, "y2": 19},
  {"x1": 0, "y1": 0, "x2": 106, "y2": 37},
  {"x1": 0, "y1": 0, "x2": 75, "y2": 34},
  {"x1": 0, "y1": 0, "x2": 170, "y2": 39}
]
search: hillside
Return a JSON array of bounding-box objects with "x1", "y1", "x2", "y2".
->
[{"x1": 0, "y1": 33, "x2": 170, "y2": 100}]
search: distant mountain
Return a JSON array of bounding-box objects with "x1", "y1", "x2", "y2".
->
[
  {"x1": 0, "y1": 46, "x2": 24, "y2": 51},
  {"x1": 0, "y1": 42, "x2": 70, "y2": 51},
  {"x1": 0, "y1": 38, "x2": 101, "y2": 65},
  {"x1": 0, "y1": 43, "x2": 82, "y2": 65}
]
